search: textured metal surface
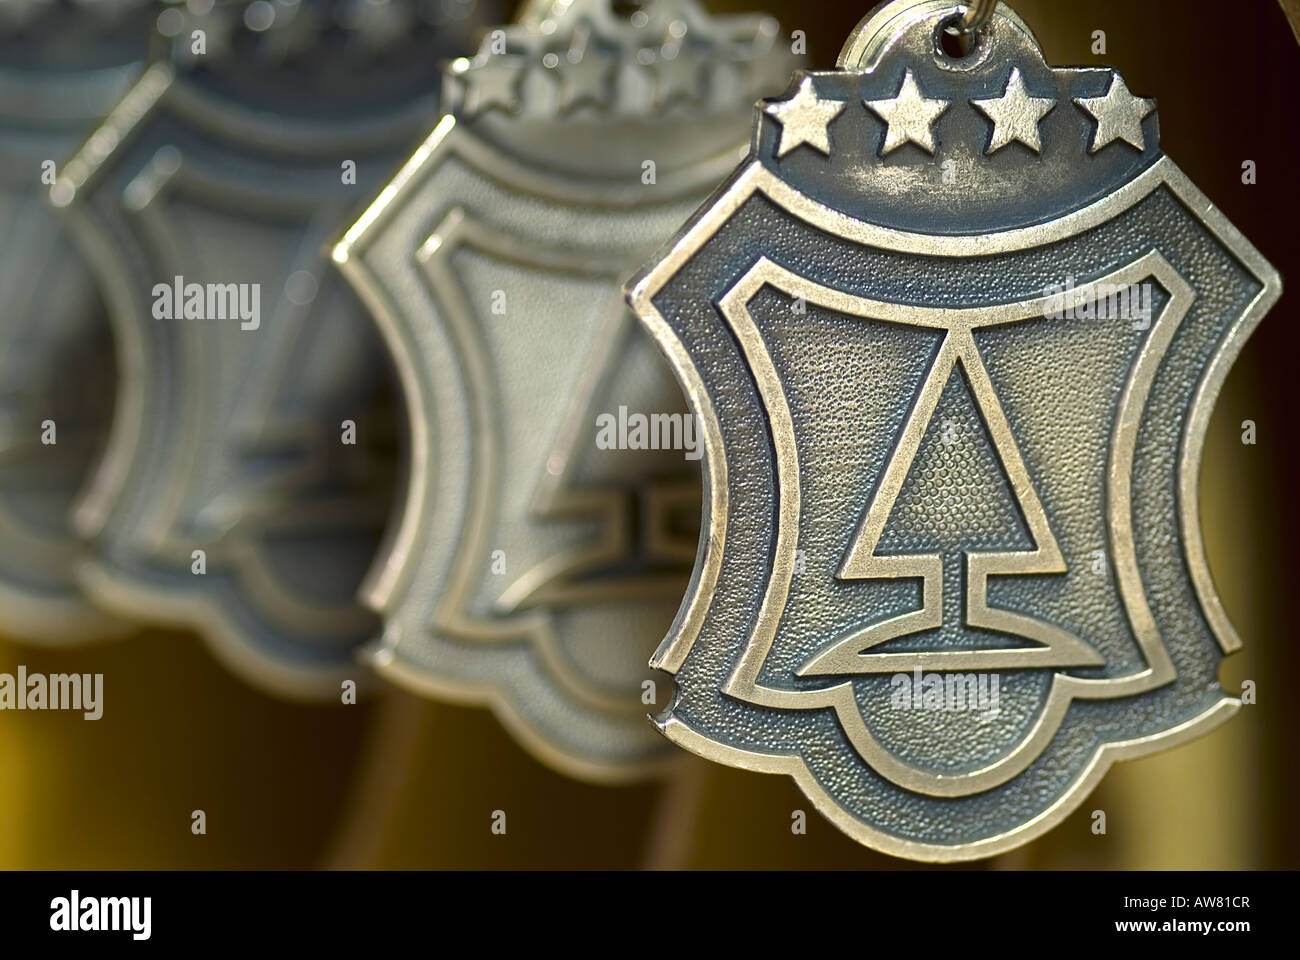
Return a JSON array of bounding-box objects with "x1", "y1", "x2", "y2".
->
[
  {"x1": 0, "y1": 0, "x2": 152, "y2": 641},
  {"x1": 48, "y1": 0, "x2": 497, "y2": 697},
  {"x1": 335, "y1": 0, "x2": 798, "y2": 780},
  {"x1": 628, "y1": 0, "x2": 1280, "y2": 858}
]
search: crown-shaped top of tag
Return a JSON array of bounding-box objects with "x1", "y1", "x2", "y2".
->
[{"x1": 445, "y1": 0, "x2": 794, "y2": 120}]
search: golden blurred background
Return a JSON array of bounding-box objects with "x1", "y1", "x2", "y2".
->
[{"x1": 0, "y1": 0, "x2": 1295, "y2": 869}]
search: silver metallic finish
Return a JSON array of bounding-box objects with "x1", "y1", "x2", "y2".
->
[
  {"x1": 335, "y1": 0, "x2": 798, "y2": 780},
  {"x1": 628, "y1": 0, "x2": 1279, "y2": 858},
  {"x1": 0, "y1": 0, "x2": 152, "y2": 641},
  {"x1": 50, "y1": 1, "x2": 496, "y2": 697}
]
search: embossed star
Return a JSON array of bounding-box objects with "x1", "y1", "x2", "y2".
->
[
  {"x1": 1074, "y1": 73, "x2": 1155, "y2": 152},
  {"x1": 763, "y1": 76, "x2": 847, "y2": 158},
  {"x1": 653, "y1": 54, "x2": 702, "y2": 108},
  {"x1": 451, "y1": 55, "x2": 526, "y2": 117},
  {"x1": 554, "y1": 52, "x2": 612, "y2": 112},
  {"x1": 865, "y1": 68, "x2": 950, "y2": 155},
  {"x1": 971, "y1": 67, "x2": 1056, "y2": 154}
]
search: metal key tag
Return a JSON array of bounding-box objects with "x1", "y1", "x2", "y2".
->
[
  {"x1": 335, "y1": 0, "x2": 797, "y2": 779},
  {"x1": 628, "y1": 0, "x2": 1280, "y2": 858},
  {"x1": 49, "y1": 0, "x2": 495, "y2": 697},
  {"x1": 0, "y1": 0, "x2": 155, "y2": 641}
]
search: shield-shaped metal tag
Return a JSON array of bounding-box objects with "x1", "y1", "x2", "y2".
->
[
  {"x1": 628, "y1": 0, "x2": 1280, "y2": 857},
  {"x1": 334, "y1": 0, "x2": 797, "y2": 779},
  {"x1": 0, "y1": 1, "x2": 153, "y2": 641},
  {"x1": 49, "y1": 0, "x2": 494, "y2": 697}
]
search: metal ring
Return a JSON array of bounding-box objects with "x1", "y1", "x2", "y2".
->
[{"x1": 949, "y1": 0, "x2": 997, "y2": 35}]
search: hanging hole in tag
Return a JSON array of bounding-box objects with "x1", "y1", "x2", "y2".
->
[
  {"x1": 939, "y1": 16, "x2": 976, "y2": 58},
  {"x1": 933, "y1": 13, "x2": 992, "y2": 70}
]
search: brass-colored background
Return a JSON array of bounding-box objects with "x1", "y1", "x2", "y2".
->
[{"x1": 1, "y1": 0, "x2": 1294, "y2": 868}]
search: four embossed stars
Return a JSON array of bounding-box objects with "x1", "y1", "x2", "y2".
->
[
  {"x1": 763, "y1": 68, "x2": 1153, "y2": 161},
  {"x1": 764, "y1": 76, "x2": 848, "y2": 157},
  {"x1": 865, "y1": 69, "x2": 950, "y2": 154},
  {"x1": 455, "y1": 22, "x2": 755, "y2": 118},
  {"x1": 1075, "y1": 74, "x2": 1156, "y2": 152},
  {"x1": 972, "y1": 67, "x2": 1056, "y2": 154}
]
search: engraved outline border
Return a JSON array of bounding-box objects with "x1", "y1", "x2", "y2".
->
[
  {"x1": 416, "y1": 206, "x2": 679, "y2": 718},
  {"x1": 712, "y1": 253, "x2": 1186, "y2": 799},
  {"x1": 333, "y1": 115, "x2": 738, "y2": 782}
]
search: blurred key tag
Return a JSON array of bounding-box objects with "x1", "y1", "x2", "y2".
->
[
  {"x1": 0, "y1": 1, "x2": 155, "y2": 641},
  {"x1": 335, "y1": 0, "x2": 798, "y2": 778},
  {"x1": 626, "y1": 0, "x2": 1280, "y2": 857},
  {"x1": 50, "y1": 0, "x2": 496, "y2": 698}
]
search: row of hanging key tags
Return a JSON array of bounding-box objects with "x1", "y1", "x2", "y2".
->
[
  {"x1": 3, "y1": 0, "x2": 1278, "y2": 861},
  {"x1": 4, "y1": 0, "x2": 796, "y2": 771}
]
